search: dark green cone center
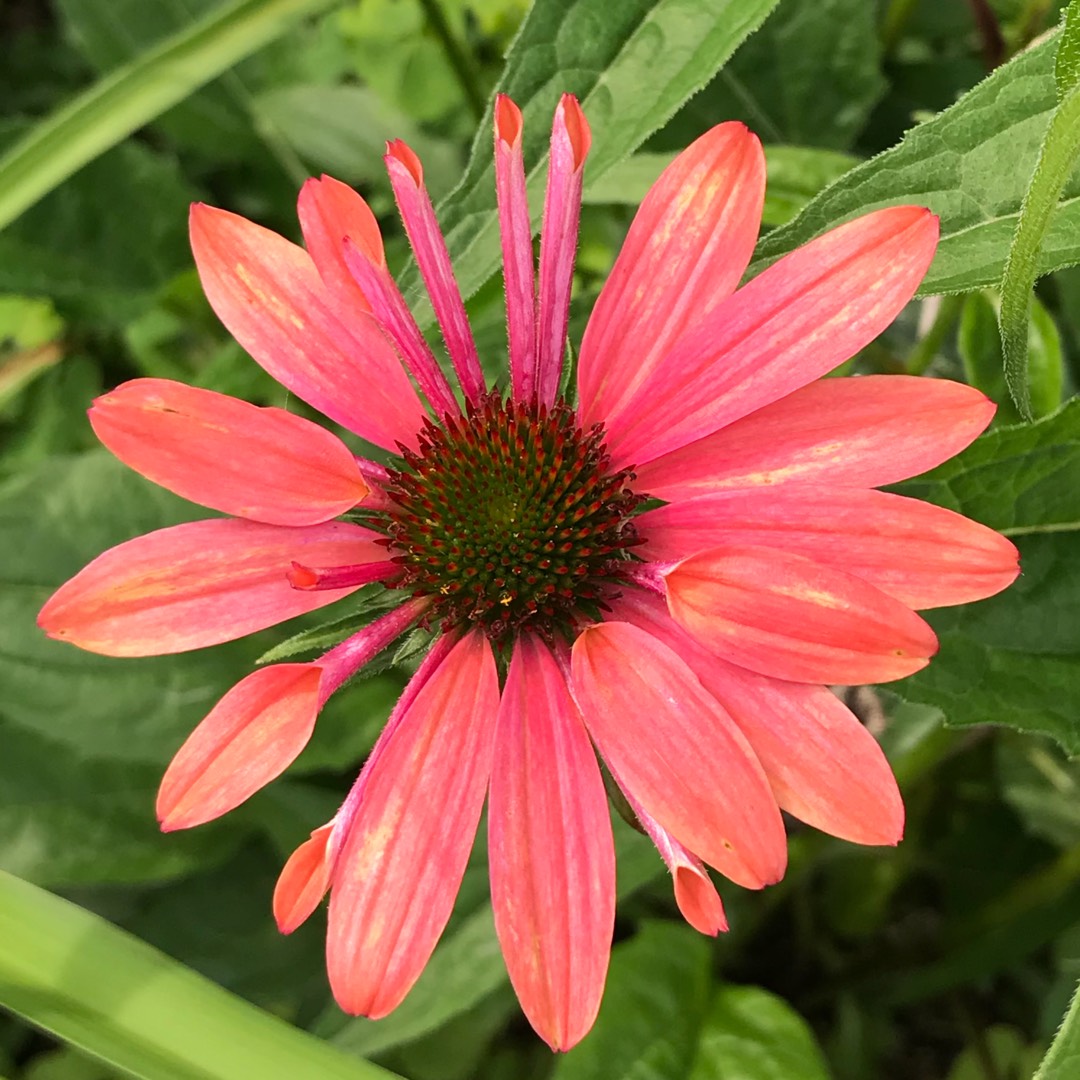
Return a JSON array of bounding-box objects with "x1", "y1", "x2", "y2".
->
[{"x1": 381, "y1": 394, "x2": 642, "y2": 641}]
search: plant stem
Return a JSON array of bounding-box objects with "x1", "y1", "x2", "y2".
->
[
  {"x1": 905, "y1": 294, "x2": 963, "y2": 375},
  {"x1": 416, "y1": 0, "x2": 485, "y2": 120}
]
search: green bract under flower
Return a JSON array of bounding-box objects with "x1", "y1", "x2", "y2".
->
[{"x1": 378, "y1": 393, "x2": 642, "y2": 640}]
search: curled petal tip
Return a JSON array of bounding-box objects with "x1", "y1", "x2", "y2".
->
[
  {"x1": 556, "y1": 94, "x2": 591, "y2": 169},
  {"x1": 495, "y1": 94, "x2": 522, "y2": 144},
  {"x1": 386, "y1": 139, "x2": 423, "y2": 186}
]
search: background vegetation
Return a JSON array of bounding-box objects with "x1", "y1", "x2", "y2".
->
[{"x1": 4, "y1": 1, "x2": 1080, "y2": 1077}]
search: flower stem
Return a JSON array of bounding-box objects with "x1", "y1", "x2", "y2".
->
[
  {"x1": 416, "y1": 0, "x2": 485, "y2": 120},
  {"x1": 905, "y1": 294, "x2": 963, "y2": 376}
]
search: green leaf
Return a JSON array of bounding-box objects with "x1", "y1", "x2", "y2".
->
[
  {"x1": 997, "y1": 732, "x2": 1080, "y2": 849},
  {"x1": 750, "y1": 30, "x2": 1080, "y2": 297},
  {"x1": 583, "y1": 146, "x2": 857, "y2": 227},
  {"x1": 0, "y1": 720, "x2": 238, "y2": 888},
  {"x1": 896, "y1": 400, "x2": 1080, "y2": 751},
  {"x1": 0, "y1": 871, "x2": 401, "y2": 1080},
  {"x1": 685, "y1": 0, "x2": 885, "y2": 151},
  {"x1": 553, "y1": 921, "x2": 712, "y2": 1080},
  {"x1": 1000, "y1": 15, "x2": 1080, "y2": 417},
  {"x1": 958, "y1": 290, "x2": 1064, "y2": 421},
  {"x1": 252, "y1": 84, "x2": 461, "y2": 196},
  {"x1": 0, "y1": 451, "x2": 250, "y2": 763},
  {"x1": 1036, "y1": 978, "x2": 1080, "y2": 1080},
  {"x1": 410, "y1": 0, "x2": 782, "y2": 319},
  {"x1": 0, "y1": 0, "x2": 341, "y2": 230},
  {"x1": 688, "y1": 985, "x2": 833, "y2": 1080}
]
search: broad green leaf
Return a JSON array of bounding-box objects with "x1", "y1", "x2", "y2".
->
[
  {"x1": 750, "y1": 31, "x2": 1080, "y2": 297},
  {"x1": 682, "y1": 0, "x2": 885, "y2": 151},
  {"x1": 1037, "y1": 979, "x2": 1080, "y2": 1080},
  {"x1": 0, "y1": 0, "x2": 341, "y2": 229},
  {"x1": 999, "y1": 13, "x2": 1080, "y2": 417},
  {"x1": 0, "y1": 871, "x2": 400, "y2": 1080},
  {"x1": 0, "y1": 140, "x2": 197, "y2": 323},
  {"x1": 897, "y1": 400, "x2": 1080, "y2": 751},
  {"x1": 688, "y1": 985, "x2": 833, "y2": 1080},
  {"x1": 252, "y1": 84, "x2": 461, "y2": 196},
  {"x1": 959, "y1": 290, "x2": 1064, "y2": 421},
  {"x1": 0, "y1": 721, "x2": 238, "y2": 888},
  {"x1": 553, "y1": 921, "x2": 712, "y2": 1080},
  {"x1": 409, "y1": 0, "x2": 782, "y2": 316},
  {"x1": 583, "y1": 146, "x2": 858, "y2": 227}
]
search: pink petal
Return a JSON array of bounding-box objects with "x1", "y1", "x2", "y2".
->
[
  {"x1": 274, "y1": 822, "x2": 335, "y2": 933},
  {"x1": 570, "y1": 620, "x2": 786, "y2": 889},
  {"x1": 38, "y1": 519, "x2": 385, "y2": 657},
  {"x1": 488, "y1": 636, "x2": 615, "y2": 1051},
  {"x1": 578, "y1": 122, "x2": 765, "y2": 430},
  {"x1": 296, "y1": 174, "x2": 384, "y2": 314},
  {"x1": 494, "y1": 95, "x2": 538, "y2": 403},
  {"x1": 635, "y1": 376, "x2": 996, "y2": 500},
  {"x1": 640, "y1": 487, "x2": 1020, "y2": 609},
  {"x1": 663, "y1": 546, "x2": 939, "y2": 685},
  {"x1": 157, "y1": 663, "x2": 322, "y2": 830},
  {"x1": 89, "y1": 379, "x2": 368, "y2": 526},
  {"x1": 385, "y1": 141, "x2": 486, "y2": 405},
  {"x1": 611, "y1": 770, "x2": 726, "y2": 935},
  {"x1": 534, "y1": 94, "x2": 590, "y2": 407},
  {"x1": 189, "y1": 203, "x2": 424, "y2": 451},
  {"x1": 603, "y1": 207, "x2": 939, "y2": 468},
  {"x1": 613, "y1": 590, "x2": 903, "y2": 846},
  {"x1": 341, "y1": 238, "x2": 459, "y2": 418},
  {"x1": 326, "y1": 632, "x2": 499, "y2": 1018}
]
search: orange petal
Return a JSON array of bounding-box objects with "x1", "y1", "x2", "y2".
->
[
  {"x1": 664, "y1": 546, "x2": 939, "y2": 684},
  {"x1": 326, "y1": 632, "x2": 500, "y2": 1018},
  {"x1": 274, "y1": 822, "x2": 335, "y2": 933},
  {"x1": 489, "y1": 636, "x2": 614, "y2": 1051},
  {"x1": 157, "y1": 664, "x2": 322, "y2": 830},
  {"x1": 90, "y1": 378, "x2": 368, "y2": 526},
  {"x1": 579, "y1": 122, "x2": 765, "y2": 429},
  {"x1": 38, "y1": 519, "x2": 385, "y2": 656},
  {"x1": 571, "y1": 621, "x2": 786, "y2": 889}
]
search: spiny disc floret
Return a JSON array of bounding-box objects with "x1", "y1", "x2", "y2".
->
[{"x1": 381, "y1": 394, "x2": 642, "y2": 640}]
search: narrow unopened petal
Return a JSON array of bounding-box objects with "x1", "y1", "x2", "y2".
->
[
  {"x1": 489, "y1": 636, "x2": 615, "y2": 1051},
  {"x1": 90, "y1": 379, "x2": 368, "y2": 526},
  {"x1": 157, "y1": 664, "x2": 322, "y2": 830},
  {"x1": 38, "y1": 519, "x2": 384, "y2": 656},
  {"x1": 274, "y1": 823, "x2": 335, "y2": 933},
  {"x1": 635, "y1": 376, "x2": 996, "y2": 500},
  {"x1": 612, "y1": 770, "x2": 727, "y2": 935},
  {"x1": 190, "y1": 203, "x2": 423, "y2": 451},
  {"x1": 385, "y1": 141, "x2": 485, "y2": 404},
  {"x1": 341, "y1": 238, "x2": 459, "y2": 417},
  {"x1": 604, "y1": 207, "x2": 939, "y2": 468},
  {"x1": 571, "y1": 621, "x2": 786, "y2": 889},
  {"x1": 663, "y1": 546, "x2": 939, "y2": 685},
  {"x1": 578, "y1": 122, "x2": 765, "y2": 429},
  {"x1": 535, "y1": 94, "x2": 590, "y2": 406},
  {"x1": 327, "y1": 632, "x2": 499, "y2": 1018},
  {"x1": 614, "y1": 590, "x2": 904, "y2": 846},
  {"x1": 641, "y1": 488, "x2": 1020, "y2": 609},
  {"x1": 494, "y1": 95, "x2": 538, "y2": 402},
  {"x1": 297, "y1": 174, "x2": 384, "y2": 313}
]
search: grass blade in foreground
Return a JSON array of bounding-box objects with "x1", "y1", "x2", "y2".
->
[
  {"x1": 0, "y1": 870, "x2": 400, "y2": 1080},
  {"x1": 0, "y1": 0, "x2": 340, "y2": 231}
]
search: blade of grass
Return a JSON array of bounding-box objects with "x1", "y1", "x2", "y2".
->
[
  {"x1": 0, "y1": 870, "x2": 400, "y2": 1080},
  {"x1": 0, "y1": 0, "x2": 340, "y2": 231}
]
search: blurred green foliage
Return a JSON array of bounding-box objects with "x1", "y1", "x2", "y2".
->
[{"x1": 4, "y1": 0, "x2": 1080, "y2": 1078}]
